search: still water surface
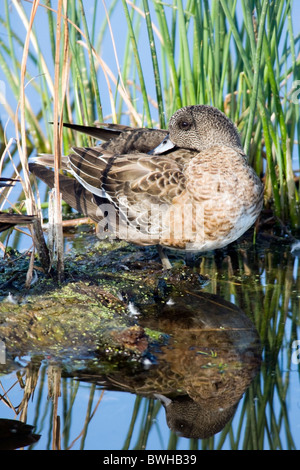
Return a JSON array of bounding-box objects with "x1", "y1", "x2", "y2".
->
[{"x1": 0, "y1": 230, "x2": 300, "y2": 450}]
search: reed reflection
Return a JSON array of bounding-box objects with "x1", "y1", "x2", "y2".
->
[{"x1": 73, "y1": 288, "x2": 261, "y2": 439}]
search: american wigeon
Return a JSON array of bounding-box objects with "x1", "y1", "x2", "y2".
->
[{"x1": 29, "y1": 105, "x2": 263, "y2": 268}]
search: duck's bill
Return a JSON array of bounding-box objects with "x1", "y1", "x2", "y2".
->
[{"x1": 148, "y1": 135, "x2": 175, "y2": 155}]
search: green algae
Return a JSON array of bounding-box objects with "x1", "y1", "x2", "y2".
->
[{"x1": 0, "y1": 237, "x2": 175, "y2": 369}]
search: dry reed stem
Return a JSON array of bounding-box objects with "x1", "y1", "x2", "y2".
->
[
  {"x1": 15, "y1": 0, "x2": 50, "y2": 274},
  {"x1": 12, "y1": 0, "x2": 55, "y2": 96},
  {"x1": 0, "y1": 139, "x2": 19, "y2": 178},
  {"x1": 78, "y1": 40, "x2": 142, "y2": 125},
  {"x1": 18, "y1": 0, "x2": 39, "y2": 202},
  {"x1": 48, "y1": 366, "x2": 61, "y2": 450},
  {"x1": 51, "y1": 0, "x2": 70, "y2": 280},
  {"x1": 102, "y1": 0, "x2": 129, "y2": 98},
  {"x1": 24, "y1": 0, "x2": 141, "y2": 125}
]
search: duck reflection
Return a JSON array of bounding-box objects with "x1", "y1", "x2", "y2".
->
[
  {"x1": 0, "y1": 418, "x2": 40, "y2": 450},
  {"x1": 75, "y1": 289, "x2": 261, "y2": 440}
]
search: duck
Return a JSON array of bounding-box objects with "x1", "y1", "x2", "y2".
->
[
  {"x1": 0, "y1": 178, "x2": 36, "y2": 233},
  {"x1": 29, "y1": 105, "x2": 264, "y2": 269}
]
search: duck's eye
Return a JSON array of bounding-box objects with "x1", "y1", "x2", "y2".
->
[{"x1": 178, "y1": 120, "x2": 192, "y2": 131}]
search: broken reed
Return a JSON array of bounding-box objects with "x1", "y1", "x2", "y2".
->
[{"x1": 0, "y1": 0, "x2": 300, "y2": 268}]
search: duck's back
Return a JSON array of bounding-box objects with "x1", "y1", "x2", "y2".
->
[
  {"x1": 63, "y1": 122, "x2": 168, "y2": 155},
  {"x1": 101, "y1": 128, "x2": 167, "y2": 155}
]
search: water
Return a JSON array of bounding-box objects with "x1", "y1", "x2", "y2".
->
[{"x1": 0, "y1": 230, "x2": 299, "y2": 451}]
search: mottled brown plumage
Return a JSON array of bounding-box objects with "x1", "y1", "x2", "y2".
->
[
  {"x1": 30, "y1": 105, "x2": 263, "y2": 262},
  {"x1": 62, "y1": 122, "x2": 167, "y2": 155}
]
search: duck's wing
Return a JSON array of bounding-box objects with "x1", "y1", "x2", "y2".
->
[
  {"x1": 30, "y1": 146, "x2": 189, "y2": 240},
  {"x1": 70, "y1": 147, "x2": 185, "y2": 200},
  {"x1": 67, "y1": 147, "x2": 186, "y2": 230},
  {"x1": 62, "y1": 122, "x2": 128, "y2": 140},
  {"x1": 29, "y1": 163, "x2": 108, "y2": 220}
]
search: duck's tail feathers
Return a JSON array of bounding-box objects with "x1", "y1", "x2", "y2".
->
[
  {"x1": 28, "y1": 163, "x2": 107, "y2": 223},
  {"x1": 28, "y1": 154, "x2": 69, "y2": 170},
  {"x1": 50, "y1": 122, "x2": 131, "y2": 142}
]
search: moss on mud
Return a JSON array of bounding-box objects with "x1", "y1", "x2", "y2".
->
[{"x1": 0, "y1": 236, "x2": 202, "y2": 369}]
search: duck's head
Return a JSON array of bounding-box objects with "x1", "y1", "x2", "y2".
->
[{"x1": 150, "y1": 105, "x2": 243, "y2": 155}]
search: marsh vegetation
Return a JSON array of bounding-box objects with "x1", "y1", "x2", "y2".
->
[{"x1": 0, "y1": 0, "x2": 300, "y2": 450}]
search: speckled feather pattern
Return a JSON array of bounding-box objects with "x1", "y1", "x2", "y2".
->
[{"x1": 30, "y1": 105, "x2": 264, "y2": 252}]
